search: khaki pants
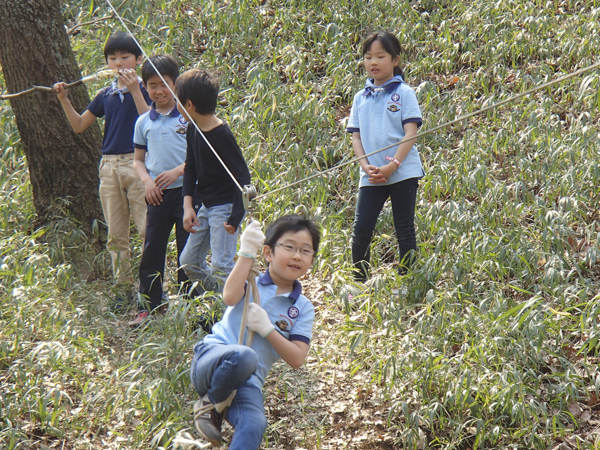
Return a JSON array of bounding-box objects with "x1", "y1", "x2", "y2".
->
[{"x1": 99, "y1": 153, "x2": 147, "y2": 284}]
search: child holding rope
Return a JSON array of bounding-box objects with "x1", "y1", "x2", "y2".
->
[
  {"x1": 176, "y1": 69, "x2": 251, "y2": 296},
  {"x1": 347, "y1": 31, "x2": 424, "y2": 282},
  {"x1": 54, "y1": 31, "x2": 151, "y2": 302},
  {"x1": 190, "y1": 216, "x2": 321, "y2": 448}
]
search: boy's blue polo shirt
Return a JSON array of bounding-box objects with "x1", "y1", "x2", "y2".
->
[
  {"x1": 347, "y1": 75, "x2": 424, "y2": 187},
  {"x1": 201, "y1": 270, "x2": 315, "y2": 390},
  {"x1": 87, "y1": 81, "x2": 151, "y2": 155},
  {"x1": 133, "y1": 104, "x2": 188, "y2": 189}
]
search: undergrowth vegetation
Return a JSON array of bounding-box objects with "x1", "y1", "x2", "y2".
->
[{"x1": 2, "y1": 0, "x2": 600, "y2": 448}]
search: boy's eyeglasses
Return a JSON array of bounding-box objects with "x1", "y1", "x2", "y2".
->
[{"x1": 273, "y1": 243, "x2": 315, "y2": 257}]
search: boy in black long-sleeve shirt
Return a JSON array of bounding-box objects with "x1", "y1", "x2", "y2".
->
[{"x1": 177, "y1": 68, "x2": 251, "y2": 293}]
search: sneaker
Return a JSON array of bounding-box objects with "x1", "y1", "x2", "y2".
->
[
  {"x1": 128, "y1": 311, "x2": 150, "y2": 326},
  {"x1": 193, "y1": 395, "x2": 223, "y2": 446}
]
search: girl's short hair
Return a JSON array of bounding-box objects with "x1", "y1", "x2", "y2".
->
[
  {"x1": 175, "y1": 68, "x2": 219, "y2": 115},
  {"x1": 264, "y1": 215, "x2": 322, "y2": 255},
  {"x1": 141, "y1": 54, "x2": 180, "y2": 84},
  {"x1": 361, "y1": 31, "x2": 405, "y2": 79},
  {"x1": 104, "y1": 31, "x2": 142, "y2": 60}
]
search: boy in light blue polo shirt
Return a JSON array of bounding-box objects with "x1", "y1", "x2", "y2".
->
[
  {"x1": 189, "y1": 216, "x2": 321, "y2": 449},
  {"x1": 131, "y1": 55, "x2": 189, "y2": 323}
]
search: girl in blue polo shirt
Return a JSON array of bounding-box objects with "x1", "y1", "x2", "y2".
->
[
  {"x1": 189, "y1": 216, "x2": 321, "y2": 449},
  {"x1": 346, "y1": 31, "x2": 424, "y2": 282}
]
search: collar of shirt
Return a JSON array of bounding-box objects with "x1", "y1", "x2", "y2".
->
[
  {"x1": 105, "y1": 76, "x2": 143, "y2": 102},
  {"x1": 362, "y1": 75, "x2": 404, "y2": 97},
  {"x1": 258, "y1": 269, "x2": 302, "y2": 303},
  {"x1": 149, "y1": 103, "x2": 181, "y2": 120}
]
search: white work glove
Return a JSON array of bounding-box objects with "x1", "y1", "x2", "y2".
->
[
  {"x1": 247, "y1": 303, "x2": 275, "y2": 338},
  {"x1": 239, "y1": 220, "x2": 265, "y2": 257}
]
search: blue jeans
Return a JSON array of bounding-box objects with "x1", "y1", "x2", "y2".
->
[
  {"x1": 180, "y1": 203, "x2": 240, "y2": 292},
  {"x1": 190, "y1": 343, "x2": 268, "y2": 450},
  {"x1": 352, "y1": 178, "x2": 419, "y2": 281}
]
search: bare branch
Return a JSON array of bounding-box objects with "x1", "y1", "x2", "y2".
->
[
  {"x1": 0, "y1": 70, "x2": 116, "y2": 101},
  {"x1": 68, "y1": 13, "x2": 115, "y2": 36}
]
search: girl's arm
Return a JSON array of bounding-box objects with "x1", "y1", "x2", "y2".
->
[
  {"x1": 353, "y1": 131, "x2": 387, "y2": 184},
  {"x1": 374, "y1": 122, "x2": 419, "y2": 182},
  {"x1": 392, "y1": 122, "x2": 419, "y2": 166},
  {"x1": 352, "y1": 132, "x2": 373, "y2": 174}
]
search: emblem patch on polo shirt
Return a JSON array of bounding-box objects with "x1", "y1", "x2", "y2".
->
[
  {"x1": 276, "y1": 319, "x2": 290, "y2": 332},
  {"x1": 391, "y1": 93, "x2": 400, "y2": 102},
  {"x1": 176, "y1": 125, "x2": 187, "y2": 135},
  {"x1": 288, "y1": 306, "x2": 299, "y2": 318},
  {"x1": 179, "y1": 116, "x2": 187, "y2": 124},
  {"x1": 387, "y1": 103, "x2": 400, "y2": 112}
]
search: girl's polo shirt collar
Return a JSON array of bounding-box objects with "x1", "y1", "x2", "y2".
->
[
  {"x1": 258, "y1": 270, "x2": 302, "y2": 302},
  {"x1": 363, "y1": 75, "x2": 405, "y2": 97}
]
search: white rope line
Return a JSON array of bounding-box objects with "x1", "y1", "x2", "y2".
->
[
  {"x1": 104, "y1": 0, "x2": 244, "y2": 193},
  {"x1": 255, "y1": 59, "x2": 600, "y2": 200}
]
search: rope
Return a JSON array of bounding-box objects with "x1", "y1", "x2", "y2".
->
[
  {"x1": 254, "y1": 59, "x2": 600, "y2": 201},
  {"x1": 238, "y1": 258, "x2": 262, "y2": 347}
]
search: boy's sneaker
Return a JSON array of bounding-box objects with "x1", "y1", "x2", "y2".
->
[
  {"x1": 128, "y1": 311, "x2": 150, "y2": 326},
  {"x1": 193, "y1": 395, "x2": 223, "y2": 446}
]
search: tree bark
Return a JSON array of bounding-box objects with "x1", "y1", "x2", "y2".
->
[{"x1": 0, "y1": 0, "x2": 104, "y2": 235}]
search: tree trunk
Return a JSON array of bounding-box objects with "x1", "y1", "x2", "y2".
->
[{"x1": 0, "y1": 0, "x2": 104, "y2": 235}]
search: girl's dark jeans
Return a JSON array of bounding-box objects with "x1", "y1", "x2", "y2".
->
[{"x1": 351, "y1": 177, "x2": 419, "y2": 281}]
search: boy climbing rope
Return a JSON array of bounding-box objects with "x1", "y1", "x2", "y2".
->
[{"x1": 189, "y1": 216, "x2": 321, "y2": 448}]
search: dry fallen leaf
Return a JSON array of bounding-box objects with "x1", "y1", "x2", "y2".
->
[{"x1": 568, "y1": 401, "x2": 582, "y2": 417}]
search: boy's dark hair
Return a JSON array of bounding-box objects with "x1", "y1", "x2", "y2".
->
[
  {"x1": 175, "y1": 68, "x2": 219, "y2": 115},
  {"x1": 361, "y1": 31, "x2": 405, "y2": 79},
  {"x1": 104, "y1": 31, "x2": 142, "y2": 60},
  {"x1": 264, "y1": 215, "x2": 321, "y2": 255},
  {"x1": 141, "y1": 54, "x2": 180, "y2": 85}
]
